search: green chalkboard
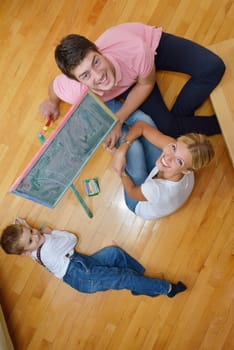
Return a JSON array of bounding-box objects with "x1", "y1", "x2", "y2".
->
[{"x1": 10, "y1": 92, "x2": 117, "y2": 208}]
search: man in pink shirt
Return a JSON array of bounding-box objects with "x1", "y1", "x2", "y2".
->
[{"x1": 39, "y1": 22, "x2": 225, "y2": 150}]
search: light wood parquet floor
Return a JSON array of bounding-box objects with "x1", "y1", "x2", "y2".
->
[{"x1": 0, "y1": 1, "x2": 234, "y2": 349}]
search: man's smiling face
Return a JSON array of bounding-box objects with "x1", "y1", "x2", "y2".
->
[{"x1": 72, "y1": 50, "x2": 116, "y2": 91}]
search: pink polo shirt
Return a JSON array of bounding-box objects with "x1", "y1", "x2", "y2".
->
[{"x1": 53, "y1": 22, "x2": 162, "y2": 105}]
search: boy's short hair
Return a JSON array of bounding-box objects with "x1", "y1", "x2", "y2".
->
[
  {"x1": 55, "y1": 34, "x2": 99, "y2": 79},
  {"x1": 0, "y1": 224, "x2": 24, "y2": 255}
]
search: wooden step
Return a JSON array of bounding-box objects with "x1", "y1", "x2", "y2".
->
[{"x1": 209, "y1": 39, "x2": 234, "y2": 167}]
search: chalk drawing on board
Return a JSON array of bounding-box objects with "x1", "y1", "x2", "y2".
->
[{"x1": 9, "y1": 92, "x2": 118, "y2": 208}]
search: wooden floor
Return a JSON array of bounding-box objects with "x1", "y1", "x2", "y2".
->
[{"x1": 0, "y1": 1, "x2": 234, "y2": 349}]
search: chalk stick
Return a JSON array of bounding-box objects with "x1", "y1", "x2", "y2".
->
[
  {"x1": 38, "y1": 221, "x2": 46, "y2": 231},
  {"x1": 37, "y1": 133, "x2": 46, "y2": 143}
]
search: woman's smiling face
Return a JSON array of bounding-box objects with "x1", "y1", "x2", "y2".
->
[{"x1": 156, "y1": 141, "x2": 192, "y2": 180}]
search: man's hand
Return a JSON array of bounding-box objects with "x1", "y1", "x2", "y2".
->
[
  {"x1": 39, "y1": 99, "x2": 60, "y2": 120},
  {"x1": 104, "y1": 122, "x2": 122, "y2": 151},
  {"x1": 112, "y1": 147, "x2": 127, "y2": 176}
]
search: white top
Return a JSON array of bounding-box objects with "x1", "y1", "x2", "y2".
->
[
  {"x1": 135, "y1": 166, "x2": 194, "y2": 220},
  {"x1": 31, "y1": 230, "x2": 77, "y2": 279}
]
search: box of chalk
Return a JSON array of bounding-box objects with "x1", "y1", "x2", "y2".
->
[{"x1": 82, "y1": 178, "x2": 100, "y2": 197}]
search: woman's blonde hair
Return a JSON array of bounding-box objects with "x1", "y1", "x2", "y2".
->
[{"x1": 177, "y1": 133, "x2": 215, "y2": 171}]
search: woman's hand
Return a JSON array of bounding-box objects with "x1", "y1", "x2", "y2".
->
[{"x1": 112, "y1": 147, "x2": 127, "y2": 176}]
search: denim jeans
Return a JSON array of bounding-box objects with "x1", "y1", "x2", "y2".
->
[
  {"x1": 105, "y1": 99, "x2": 156, "y2": 128},
  {"x1": 120, "y1": 32, "x2": 225, "y2": 137},
  {"x1": 63, "y1": 246, "x2": 170, "y2": 297},
  {"x1": 122, "y1": 130, "x2": 162, "y2": 212},
  {"x1": 105, "y1": 99, "x2": 162, "y2": 212}
]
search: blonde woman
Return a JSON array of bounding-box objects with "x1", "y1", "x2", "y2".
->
[{"x1": 112, "y1": 121, "x2": 214, "y2": 220}]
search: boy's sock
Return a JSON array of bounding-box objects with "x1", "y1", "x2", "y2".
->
[{"x1": 167, "y1": 281, "x2": 187, "y2": 298}]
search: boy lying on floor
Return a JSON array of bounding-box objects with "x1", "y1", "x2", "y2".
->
[{"x1": 0, "y1": 218, "x2": 186, "y2": 298}]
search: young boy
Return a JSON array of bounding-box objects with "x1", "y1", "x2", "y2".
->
[{"x1": 0, "y1": 218, "x2": 187, "y2": 298}]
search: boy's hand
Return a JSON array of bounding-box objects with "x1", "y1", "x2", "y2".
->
[
  {"x1": 14, "y1": 217, "x2": 31, "y2": 228},
  {"x1": 41, "y1": 226, "x2": 52, "y2": 235}
]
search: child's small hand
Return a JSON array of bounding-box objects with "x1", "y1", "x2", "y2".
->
[
  {"x1": 41, "y1": 226, "x2": 52, "y2": 235},
  {"x1": 14, "y1": 217, "x2": 31, "y2": 228}
]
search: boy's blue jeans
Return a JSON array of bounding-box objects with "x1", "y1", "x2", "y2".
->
[
  {"x1": 105, "y1": 99, "x2": 162, "y2": 213},
  {"x1": 63, "y1": 246, "x2": 170, "y2": 297}
]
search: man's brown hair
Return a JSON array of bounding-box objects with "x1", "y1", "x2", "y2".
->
[{"x1": 55, "y1": 34, "x2": 99, "y2": 79}]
